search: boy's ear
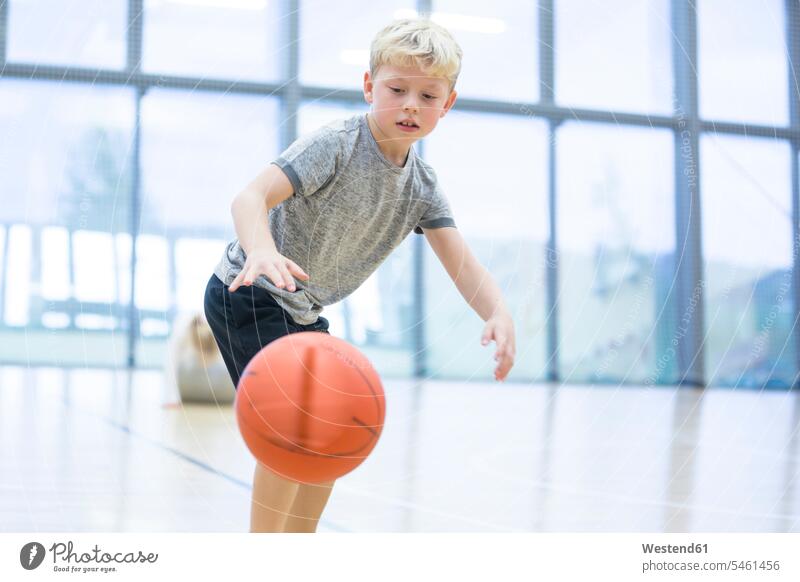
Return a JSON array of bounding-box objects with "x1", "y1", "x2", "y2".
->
[
  {"x1": 440, "y1": 89, "x2": 458, "y2": 117},
  {"x1": 363, "y1": 71, "x2": 374, "y2": 104}
]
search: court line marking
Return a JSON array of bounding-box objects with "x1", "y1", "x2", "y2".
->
[{"x1": 57, "y1": 396, "x2": 351, "y2": 533}]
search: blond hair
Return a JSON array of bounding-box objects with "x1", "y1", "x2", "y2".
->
[{"x1": 370, "y1": 18, "x2": 463, "y2": 91}]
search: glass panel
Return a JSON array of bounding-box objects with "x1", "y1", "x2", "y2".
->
[
  {"x1": 556, "y1": 122, "x2": 675, "y2": 384},
  {"x1": 431, "y1": 0, "x2": 538, "y2": 102},
  {"x1": 701, "y1": 134, "x2": 795, "y2": 388},
  {"x1": 555, "y1": 0, "x2": 672, "y2": 114},
  {"x1": 299, "y1": 0, "x2": 416, "y2": 90},
  {"x1": 297, "y1": 101, "x2": 368, "y2": 135},
  {"x1": 135, "y1": 234, "x2": 169, "y2": 314},
  {"x1": 4, "y1": 225, "x2": 31, "y2": 327},
  {"x1": 0, "y1": 80, "x2": 135, "y2": 367},
  {"x1": 175, "y1": 238, "x2": 229, "y2": 312},
  {"x1": 137, "y1": 89, "x2": 280, "y2": 365},
  {"x1": 294, "y1": 102, "x2": 414, "y2": 378},
  {"x1": 140, "y1": 89, "x2": 279, "y2": 235},
  {"x1": 698, "y1": 0, "x2": 789, "y2": 126},
  {"x1": 41, "y1": 227, "x2": 70, "y2": 301},
  {"x1": 142, "y1": 0, "x2": 283, "y2": 81},
  {"x1": 0, "y1": 226, "x2": 6, "y2": 317},
  {"x1": 7, "y1": 0, "x2": 127, "y2": 69},
  {"x1": 424, "y1": 110, "x2": 549, "y2": 382}
]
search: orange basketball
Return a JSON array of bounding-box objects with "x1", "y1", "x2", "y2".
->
[{"x1": 235, "y1": 332, "x2": 386, "y2": 484}]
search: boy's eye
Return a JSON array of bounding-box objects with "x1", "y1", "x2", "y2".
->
[{"x1": 388, "y1": 87, "x2": 437, "y2": 99}]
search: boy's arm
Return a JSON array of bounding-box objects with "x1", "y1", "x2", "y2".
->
[
  {"x1": 233, "y1": 163, "x2": 293, "y2": 254},
  {"x1": 423, "y1": 226, "x2": 516, "y2": 381},
  {"x1": 228, "y1": 164, "x2": 309, "y2": 292}
]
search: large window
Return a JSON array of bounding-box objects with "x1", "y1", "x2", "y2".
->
[
  {"x1": 700, "y1": 135, "x2": 795, "y2": 387},
  {"x1": 7, "y1": 0, "x2": 127, "y2": 69},
  {"x1": 1, "y1": 1, "x2": 798, "y2": 390},
  {"x1": 556, "y1": 122, "x2": 675, "y2": 384},
  {"x1": 555, "y1": 0, "x2": 673, "y2": 114},
  {"x1": 142, "y1": 0, "x2": 283, "y2": 81},
  {"x1": 698, "y1": 0, "x2": 789, "y2": 126},
  {"x1": 0, "y1": 80, "x2": 135, "y2": 366}
]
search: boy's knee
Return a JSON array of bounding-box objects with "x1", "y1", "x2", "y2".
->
[{"x1": 283, "y1": 515, "x2": 319, "y2": 533}]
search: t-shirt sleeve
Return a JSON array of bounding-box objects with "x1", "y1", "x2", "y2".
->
[
  {"x1": 271, "y1": 126, "x2": 339, "y2": 197},
  {"x1": 414, "y1": 183, "x2": 457, "y2": 234}
]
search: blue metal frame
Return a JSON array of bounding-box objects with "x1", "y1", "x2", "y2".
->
[
  {"x1": 539, "y1": 0, "x2": 560, "y2": 382},
  {"x1": 671, "y1": 0, "x2": 705, "y2": 386},
  {"x1": 787, "y1": 0, "x2": 800, "y2": 389},
  {"x1": 0, "y1": 0, "x2": 7, "y2": 66},
  {"x1": 127, "y1": 0, "x2": 143, "y2": 366}
]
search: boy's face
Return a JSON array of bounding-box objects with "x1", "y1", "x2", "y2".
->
[{"x1": 363, "y1": 64, "x2": 457, "y2": 145}]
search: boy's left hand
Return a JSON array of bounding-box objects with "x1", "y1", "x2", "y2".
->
[{"x1": 481, "y1": 313, "x2": 516, "y2": 382}]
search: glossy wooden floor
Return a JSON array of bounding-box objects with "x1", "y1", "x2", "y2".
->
[{"x1": 1, "y1": 365, "x2": 799, "y2": 532}]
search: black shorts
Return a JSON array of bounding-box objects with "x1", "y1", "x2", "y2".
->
[{"x1": 203, "y1": 273, "x2": 330, "y2": 389}]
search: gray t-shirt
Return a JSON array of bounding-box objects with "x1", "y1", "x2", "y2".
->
[{"x1": 213, "y1": 113, "x2": 456, "y2": 325}]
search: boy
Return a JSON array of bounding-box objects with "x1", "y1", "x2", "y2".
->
[{"x1": 204, "y1": 17, "x2": 515, "y2": 533}]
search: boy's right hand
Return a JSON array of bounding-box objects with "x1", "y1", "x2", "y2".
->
[{"x1": 228, "y1": 247, "x2": 309, "y2": 293}]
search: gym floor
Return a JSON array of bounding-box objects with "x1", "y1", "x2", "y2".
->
[{"x1": 2, "y1": 365, "x2": 799, "y2": 533}]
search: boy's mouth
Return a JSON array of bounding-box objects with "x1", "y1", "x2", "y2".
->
[{"x1": 396, "y1": 120, "x2": 420, "y2": 132}]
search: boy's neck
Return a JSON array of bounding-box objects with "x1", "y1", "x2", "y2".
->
[{"x1": 366, "y1": 113, "x2": 414, "y2": 167}]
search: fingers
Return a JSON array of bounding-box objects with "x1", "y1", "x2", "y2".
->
[
  {"x1": 265, "y1": 264, "x2": 285, "y2": 289},
  {"x1": 480, "y1": 316, "x2": 516, "y2": 381},
  {"x1": 494, "y1": 355, "x2": 514, "y2": 381},
  {"x1": 492, "y1": 334, "x2": 515, "y2": 382},
  {"x1": 494, "y1": 348, "x2": 515, "y2": 381},
  {"x1": 231, "y1": 266, "x2": 263, "y2": 292},
  {"x1": 229, "y1": 271, "x2": 245, "y2": 292},
  {"x1": 287, "y1": 260, "x2": 310, "y2": 281},
  {"x1": 481, "y1": 323, "x2": 494, "y2": 346},
  {"x1": 277, "y1": 263, "x2": 295, "y2": 292},
  {"x1": 230, "y1": 256, "x2": 307, "y2": 293},
  {"x1": 494, "y1": 334, "x2": 507, "y2": 362},
  {"x1": 480, "y1": 325, "x2": 514, "y2": 381}
]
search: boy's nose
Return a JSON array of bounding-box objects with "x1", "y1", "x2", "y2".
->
[{"x1": 404, "y1": 101, "x2": 419, "y2": 113}]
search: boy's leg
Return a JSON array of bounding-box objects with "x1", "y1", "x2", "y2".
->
[
  {"x1": 204, "y1": 274, "x2": 336, "y2": 533},
  {"x1": 283, "y1": 480, "x2": 336, "y2": 533},
  {"x1": 250, "y1": 462, "x2": 300, "y2": 532}
]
